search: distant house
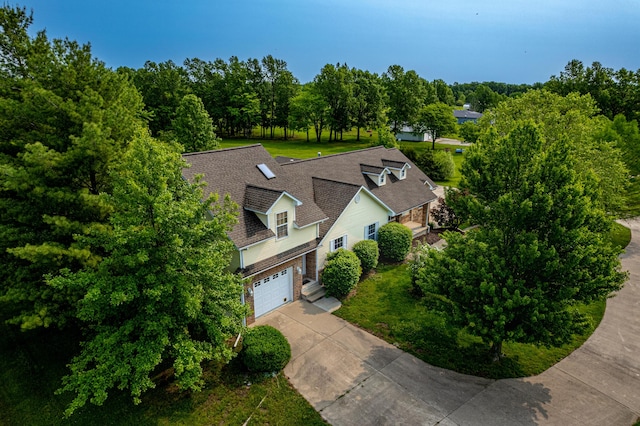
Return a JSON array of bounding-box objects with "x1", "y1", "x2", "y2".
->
[
  {"x1": 395, "y1": 125, "x2": 432, "y2": 142},
  {"x1": 454, "y1": 110, "x2": 483, "y2": 124},
  {"x1": 183, "y1": 145, "x2": 437, "y2": 324}
]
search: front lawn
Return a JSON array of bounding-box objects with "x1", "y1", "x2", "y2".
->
[
  {"x1": 334, "y1": 264, "x2": 606, "y2": 379},
  {"x1": 0, "y1": 316, "x2": 326, "y2": 425}
]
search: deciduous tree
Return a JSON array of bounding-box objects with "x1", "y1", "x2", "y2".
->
[
  {"x1": 413, "y1": 102, "x2": 457, "y2": 149},
  {"x1": 47, "y1": 133, "x2": 247, "y2": 416},
  {"x1": 172, "y1": 94, "x2": 220, "y2": 152},
  {"x1": 480, "y1": 90, "x2": 628, "y2": 214}
]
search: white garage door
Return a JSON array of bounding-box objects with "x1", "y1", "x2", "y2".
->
[{"x1": 253, "y1": 267, "x2": 293, "y2": 318}]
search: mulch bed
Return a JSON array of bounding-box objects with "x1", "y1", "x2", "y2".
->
[{"x1": 412, "y1": 228, "x2": 445, "y2": 247}]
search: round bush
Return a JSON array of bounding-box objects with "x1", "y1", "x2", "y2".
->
[
  {"x1": 241, "y1": 325, "x2": 291, "y2": 372},
  {"x1": 377, "y1": 222, "x2": 413, "y2": 262},
  {"x1": 416, "y1": 149, "x2": 455, "y2": 181},
  {"x1": 322, "y1": 249, "x2": 362, "y2": 298},
  {"x1": 352, "y1": 239, "x2": 379, "y2": 273}
]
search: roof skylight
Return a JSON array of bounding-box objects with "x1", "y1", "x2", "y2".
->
[{"x1": 257, "y1": 163, "x2": 276, "y2": 179}]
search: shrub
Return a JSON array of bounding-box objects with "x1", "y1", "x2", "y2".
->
[
  {"x1": 400, "y1": 145, "x2": 418, "y2": 163},
  {"x1": 352, "y1": 240, "x2": 379, "y2": 273},
  {"x1": 408, "y1": 243, "x2": 432, "y2": 295},
  {"x1": 241, "y1": 325, "x2": 291, "y2": 372},
  {"x1": 416, "y1": 149, "x2": 455, "y2": 181},
  {"x1": 377, "y1": 222, "x2": 413, "y2": 262},
  {"x1": 322, "y1": 249, "x2": 362, "y2": 298}
]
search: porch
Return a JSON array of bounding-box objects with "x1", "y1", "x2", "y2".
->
[{"x1": 405, "y1": 220, "x2": 429, "y2": 238}]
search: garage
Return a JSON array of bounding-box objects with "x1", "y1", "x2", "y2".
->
[{"x1": 253, "y1": 267, "x2": 293, "y2": 318}]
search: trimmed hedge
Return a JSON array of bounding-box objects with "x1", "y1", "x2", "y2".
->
[
  {"x1": 377, "y1": 222, "x2": 413, "y2": 262},
  {"x1": 352, "y1": 239, "x2": 379, "y2": 273},
  {"x1": 322, "y1": 249, "x2": 362, "y2": 298},
  {"x1": 241, "y1": 325, "x2": 291, "y2": 372}
]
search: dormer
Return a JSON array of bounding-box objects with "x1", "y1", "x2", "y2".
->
[
  {"x1": 244, "y1": 185, "x2": 302, "y2": 231},
  {"x1": 360, "y1": 164, "x2": 390, "y2": 187},
  {"x1": 382, "y1": 159, "x2": 410, "y2": 180}
]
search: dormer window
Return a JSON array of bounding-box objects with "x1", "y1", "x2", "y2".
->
[
  {"x1": 276, "y1": 211, "x2": 288, "y2": 239},
  {"x1": 378, "y1": 174, "x2": 386, "y2": 185},
  {"x1": 400, "y1": 168, "x2": 406, "y2": 179}
]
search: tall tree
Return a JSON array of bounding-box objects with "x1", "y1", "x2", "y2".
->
[
  {"x1": 432, "y1": 79, "x2": 455, "y2": 105},
  {"x1": 47, "y1": 133, "x2": 247, "y2": 416},
  {"x1": 172, "y1": 94, "x2": 220, "y2": 152},
  {"x1": 480, "y1": 90, "x2": 629, "y2": 214},
  {"x1": 289, "y1": 83, "x2": 327, "y2": 142},
  {"x1": 314, "y1": 63, "x2": 353, "y2": 141},
  {"x1": 413, "y1": 102, "x2": 457, "y2": 149},
  {"x1": 417, "y1": 123, "x2": 626, "y2": 359},
  {"x1": 350, "y1": 68, "x2": 386, "y2": 141},
  {"x1": 382, "y1": 65, "x2": 428, "y2": 133},
  {"x1": 0, "y1": 5, "x2": 145, "y2": 329},
  {"x1": 132, "y1": 60, "x2": 191, "y2": 135}
]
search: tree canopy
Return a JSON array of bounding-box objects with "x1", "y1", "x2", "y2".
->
[
  {"x1": 417, "y1": 123, "x2": 626, "y2": 358},
  {"x1": 480, "y1": 90, "x2": 629, "y2": 215},
  {"x1": 172, "y1": 94, "x2": 220, "y2": 152},
  {"x1": 413, "y1": 102, "x2": 458, "y2": 149},
  {"x1": 0, "y1": 5, "x2": 145, "y2": 329},
  {"x1": 47, "y1": 133, "x2": 246, "y2": 416}
]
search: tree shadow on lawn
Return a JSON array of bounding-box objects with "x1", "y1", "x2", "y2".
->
[{"x1": 391, "y1": 317, "x2": 527, "y2": 380}]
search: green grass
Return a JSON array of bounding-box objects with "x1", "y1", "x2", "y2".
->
[
  {"x1": 335, "y1": 264, "x2": 606, "y2": 379},
  {"x1": 609, "y1": 221, "x2": 632, "y2": 249},
  {"x1": 621, "y1": 176, "x2": 640, "y2": 218},
  {"x1": 0, "y1": 316, "x2": 325, "y2": 425}
]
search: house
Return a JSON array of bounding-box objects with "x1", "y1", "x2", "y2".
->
[
  {"x1": 395, "y1": 125, "x2": 432, "y2": 142},
  {"x1": 454, "y1": 109, "x2": 483, "y2": 124},
  {"x1": 182, "y1": 145, "x2": 438, "y2": 324}
]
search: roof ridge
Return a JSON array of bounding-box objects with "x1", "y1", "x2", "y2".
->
[
  {"x1": 280, "y1": 145, "x2": 386, "y2": 165},
  {"x1": 182, "y1": 144, "x2": 264, "y2": 157},
  {"x1": 311, "y1": 176, "x2": 362, "y2": 188}
]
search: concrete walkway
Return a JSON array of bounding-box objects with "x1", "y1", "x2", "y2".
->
[{"x1": 256, "y1": 218, "x2": 640, "y2": 425}]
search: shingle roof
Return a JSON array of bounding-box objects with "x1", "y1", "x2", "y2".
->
[
  {"x1": 454, "y1": 110, "x2": 483, "y2": 119},
  {"x1": 183, "y1": 144, "x2": 437, "y2": 269},
  {"x1": 360, "y1": 164, "x2": 388, "y2": 175},
  {"x1": 183, "y1": 145, "x2": 328, "y2": 249},
  {"x1": 244, "y1": 185, "x2": 284, "y2": 213},
  {"x1": 312, "y1": 178, "x2": 361, "y2": 238},
  {"x1": 381, "y1": 159, "x2": 408, "y2": 169},
  {"x1": 281, "y1": 146, "x2": 437, "y2": 215}
]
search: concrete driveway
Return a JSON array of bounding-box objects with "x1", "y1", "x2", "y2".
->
[{"x1": 256, "y1": 218, "x2": 640, "y2": 425}]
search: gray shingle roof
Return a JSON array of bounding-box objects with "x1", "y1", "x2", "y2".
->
[
  {"x1": 312, "y1": 177, "x2": 361, "y2": 239},
  {"x1": 183, "y1": 144, "x2": 437, "y2": 272},
  {"x1": 454, "y1": 110, "x2": 483, "y2": 119},
  {"x1": 281, "y1": 146, "x2": 437, "y2": 215},
  {"x1": 183, "y1": 145, "x2": 328, "y2": 249},
  {"x1": 244, "y1": 185, "x2": 284, "y2": 213}
]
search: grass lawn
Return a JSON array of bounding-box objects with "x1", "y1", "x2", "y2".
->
[
  {"x1": 335, "y1": 264, "x2": 606, "y2": 379},
  {"x1": 0, "y1": 316, "x2": 326, "y2": 425},
  {"x1": 621, "y1": 176, "x2": 640, "y2": 218}
]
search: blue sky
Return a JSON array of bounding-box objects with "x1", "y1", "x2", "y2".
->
[{"x1": 19, "y1": 0, "x2": 640, "y2": 84}]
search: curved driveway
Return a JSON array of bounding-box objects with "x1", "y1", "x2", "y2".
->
[{"x1": 256, "y1": 218, "x2": 640, "y2": 425}]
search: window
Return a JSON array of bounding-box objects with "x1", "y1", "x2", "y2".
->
[
  {"x1": 365, "y1": 223, "x2": 378, "y2": 240},
  {"x1": 276, "y1": 211, "x2": 288, "y2": 239},
  {"x1": 378, "y1": 174, "x2": 386, "y2": 185},
  {"x1": 400, "y1": 168, "x2": 406, "y2": 179},
  {"x1": 330, "y1": 235, "x2": 346, "y2": 252}
]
